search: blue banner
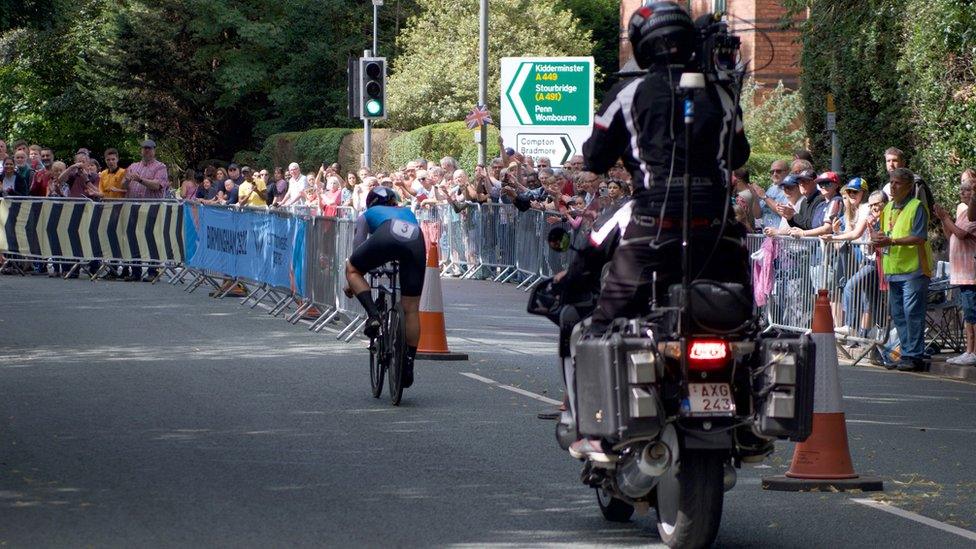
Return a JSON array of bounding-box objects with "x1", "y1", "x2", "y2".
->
[{"x1": 183, "y1": 204, "x2": 306, "y2": 296}]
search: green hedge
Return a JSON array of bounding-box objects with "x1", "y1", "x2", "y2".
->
[
  {"x1": 387, "y1": 122, "x2": 500, "y2": 172},
  {"x1": 796, "y1": 0, "x2": 976, "y2": 204},
  {"x1": 258, "y1": 128, "x2": 353, "y2": 172}
]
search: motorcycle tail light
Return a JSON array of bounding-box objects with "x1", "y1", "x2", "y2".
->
[{"x1": 687, "y1": 340, "x2": 730, "y2": 372}]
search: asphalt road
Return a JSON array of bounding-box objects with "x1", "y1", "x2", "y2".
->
[{"x1": 1, "y1": 274, "x2": 975, "y2": 547}]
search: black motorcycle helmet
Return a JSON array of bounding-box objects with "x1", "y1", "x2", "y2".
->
[
  {"x1": 526, "y1": 278, "x2": 563, "y2": 324},
  {"x1": 628, "y1": 1, "x2": 696, "y2": 69},
  {"x1": 366, "y1": 186, "x2": 398, "y2": 208}
]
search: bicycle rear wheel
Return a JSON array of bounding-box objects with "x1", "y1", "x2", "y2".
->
[{"x1": 387, "y1": 303, "x2": 406, "y2": 406}]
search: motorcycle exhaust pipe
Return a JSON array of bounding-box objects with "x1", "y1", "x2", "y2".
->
[
  {"x1": 616, "y1": 440, "x2": 672, "y2": 499},
  {"x1": 724, "y1": 462, "x2": 737, "y2": 492}
]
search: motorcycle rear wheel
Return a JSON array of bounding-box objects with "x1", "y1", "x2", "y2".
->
[
  {"x1": 596, "y1": 487, "x2": 634, "y2": 523},
  {"x1": 655, "y1": 449, "x2": 725, "y2": 548}
]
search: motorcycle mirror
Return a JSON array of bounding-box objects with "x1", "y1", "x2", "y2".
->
[{"x1": 547, "y1": 227, "x2": 571, "y2": 252}]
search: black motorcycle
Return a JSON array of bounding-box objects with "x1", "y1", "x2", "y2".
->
[{"x1": 529, "y1": 244, "x2": 816, "y2": 548}]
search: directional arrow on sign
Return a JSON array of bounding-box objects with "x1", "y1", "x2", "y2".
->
[
  {"x1": 559, "y1": 136, "x2": 573, "y2": 165},
  {"x1": 505, "y1": 62, "x2": 534, "y2": 125},
  {"x1": 516, "y1": 133, "x2": 576, "y2": 166}
]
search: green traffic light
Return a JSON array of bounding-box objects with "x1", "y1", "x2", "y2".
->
[{"x1": 365, "y1": 99, "x2": 383, "y2": 116}]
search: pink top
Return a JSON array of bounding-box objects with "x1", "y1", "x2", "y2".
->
[
  {"x1": 949, "y1": 204, "x2": 976, "y2": 286},
  {"x1": 125, "y1": 159, "x2": 170, "y2": 199}
]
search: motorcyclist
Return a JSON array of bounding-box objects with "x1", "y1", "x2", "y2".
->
[{"x1": 566, "y1": 1, "x2": 754, "y2": 460}]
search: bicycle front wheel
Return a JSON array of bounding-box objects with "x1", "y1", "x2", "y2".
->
[
  {"x1": 369, "y1": 335, "x2": 385, "y2": 398},
  {"x1": 387, "y1": 303, "x2": 407, "y2": 406}
]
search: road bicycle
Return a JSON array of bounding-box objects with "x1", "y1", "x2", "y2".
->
[{"x1": 367, "y1": 262, "x2": 406, "y2": 405}]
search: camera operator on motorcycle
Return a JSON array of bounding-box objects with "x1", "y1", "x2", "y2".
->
[{"x1": 563, "y1": 1, "x2": 754, "y2": 461}]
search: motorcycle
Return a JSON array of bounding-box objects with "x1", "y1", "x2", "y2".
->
[{"x1": 528, "y1": 232, "x2": 816, "y2": 548}]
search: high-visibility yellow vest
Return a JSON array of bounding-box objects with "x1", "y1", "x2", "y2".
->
[{"x1": 881, "y1": 197, "x2": 933, "y2": 277}]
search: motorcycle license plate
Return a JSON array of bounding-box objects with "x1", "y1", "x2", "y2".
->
[{"x1": 686, "y1": 383, "x2": 735, "y2": 416}]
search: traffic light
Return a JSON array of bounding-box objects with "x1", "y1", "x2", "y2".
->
[{"x1": 359, "y1": 57, "x2": 386, "y2": 120}]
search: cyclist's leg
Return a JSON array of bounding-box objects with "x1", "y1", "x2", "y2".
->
[
  {"x1": 347, "y1": 233, "x2": 389, "y2": 336},
  {"x1": 344, "y1": 261, "x2": 370, "y2": 295},
  {"x1": 396, "y1": 232, "x2": 428, "y2": 388},
  {"x1": 400, "y1": 295, "x2": 421, "y2": 347}
]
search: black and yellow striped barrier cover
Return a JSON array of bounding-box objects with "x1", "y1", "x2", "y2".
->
[{"x1": 0, "y1": 199, "x2": 183, "y2": 262}]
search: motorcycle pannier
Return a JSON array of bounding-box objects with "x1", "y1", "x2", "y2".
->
[{"x1": 575, "y1": 333, "x2": 663, "y2": 440}]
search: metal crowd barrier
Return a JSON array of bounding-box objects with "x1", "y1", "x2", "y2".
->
[
  {"x1": 177, "y1": 203, "x2": 367, "y2": 341},
  {"x1": 0, "y1": 197, "x2": 183, "y2": 281},
  {"x1": 748, "y1": 234, "x2": 892, "y2": 364},
  {"x1": 414, "y1": 202, "x2": 572, "y2": 288}
]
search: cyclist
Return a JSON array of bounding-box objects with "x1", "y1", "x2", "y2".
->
[{"x1": 344, "y1": 186, "x2": 427, "y2": 387}]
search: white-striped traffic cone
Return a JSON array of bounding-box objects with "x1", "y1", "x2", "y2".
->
[
  {"x1": 416, "y1": 242, "x2": 468, "y2": 361},
  {"x1": 763, "y1": 289, "x2": 883, "y2": 491}
]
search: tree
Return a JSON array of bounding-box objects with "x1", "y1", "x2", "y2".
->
[
  {"x1": 0, "y1": 0, "x2": 129, "y2": 160},
  {"x1": 555, "y1": 0, "x2": 619, "y2": 95},
  {"x1": 386, "y1": 0, "x2": 594, "y2": 129},
  {"x1": 78, "y1": 0, "x2": 377, "y2": 164}
]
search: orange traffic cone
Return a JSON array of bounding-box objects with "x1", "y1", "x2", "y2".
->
[
  {"x1": 763, "y1": 290, "x2": 883, "y2": 491},
  {"x1": 416, "y1": 242, "x2": 468, "y2": 361}
]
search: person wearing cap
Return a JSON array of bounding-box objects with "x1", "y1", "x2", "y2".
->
[
  {"x1": 236, "y1": 166, "x2": 266, "y2": 208},
  {"x1": 790, "y1": 170, "x2": 840, "y2": 238},
  {"x1": 822, "y1": 180, "x2": 882, "y2": 336},
  {"x1": 761, "y1": 174, "x2": 804, "y2": 236},
  {"x1": 124, "y1": 139, "x2": 169, "y2": 200},
  {"x1": 227, "y1": 163, "x2": 244, "y2": 187},
  {"x1": 785, "y1": 165, "x2": 821, "y2": 232},
  {"x1": 873, "y1": 167, "x2": 933, "y2": 371},
  {"x1": 121, "y1": 139, "x2": 169, "y2": 281},
  {"x1": 788, "y1": 171, "x2": 842, "y2": 238}
]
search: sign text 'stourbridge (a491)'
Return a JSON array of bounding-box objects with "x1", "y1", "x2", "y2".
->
[{"x1": 500, "y1": 57, "x2": 594, "y2": 167}]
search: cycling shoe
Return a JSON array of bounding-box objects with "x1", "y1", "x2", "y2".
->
[
  {"x1": 363, "y1": 317, "x2": 381, "y2": 339},
  {"x1": 402, "y1": 357, "x2": 415, "y2": 388}
]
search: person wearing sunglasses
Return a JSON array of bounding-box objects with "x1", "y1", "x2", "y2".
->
[
  {"x1": 753, "y1": 159, "x2": 791, "y2": 229},
  {"x1": 788, "y1": 171, "x2": 842, "y2": 238}
]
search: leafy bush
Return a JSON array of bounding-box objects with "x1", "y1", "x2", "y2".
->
[
  {"x1": 741, "y1": 79, "x2": 806, "y2": 155},
  {"x1": 232, "y1": 150, "x2": 261, "y2": 168},
  {"x1": 898, "y1": 0, "x2": 976, "y2": 204},
  {"x1": 294, "y1": 128, "x2": 354, "y2": 171},
  {"x1": 789, "y1": 0, "x2": 976, "y2": 202},
  {"x1": 257, "y1": 129, "x2": 352, "y2": 172},
  {"x1": 387, "y1": 122, "x2": 500, "y2": 172}
]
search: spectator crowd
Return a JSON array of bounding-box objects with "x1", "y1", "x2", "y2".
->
[
  {"x1": 746, "y1": 147, "x2": 976, "y2": 372},
  {"x1": 3, "y1": 133, "x2": 975, "y2": 371}
]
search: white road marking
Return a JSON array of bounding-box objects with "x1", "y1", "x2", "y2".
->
[
  {"x1": 852, "y1": 498, "x2": 976, "y2": 542},
  {"x1": 460, "y1": 372, "x2": 562, "y2": 406}
]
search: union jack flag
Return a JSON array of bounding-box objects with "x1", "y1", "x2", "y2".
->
[{"x1": 465, "y1": 105, "x2": 493, "y2": 129}]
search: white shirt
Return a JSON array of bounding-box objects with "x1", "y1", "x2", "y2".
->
[{"x1": 285, "y1": 175, "x2": 307, "y2": 205}]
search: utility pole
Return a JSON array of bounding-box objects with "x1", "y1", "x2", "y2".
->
[
  {"x1": 827, "y1": 93, "x2": 840, "y2": 172},
  {"x1": 477, "y1": 0, "x2": 488, "y2": 166},
  {"x1": 363, "y1": 0, "x2": 383, "y2": 170}
]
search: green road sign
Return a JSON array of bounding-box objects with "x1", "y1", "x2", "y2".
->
[{"x1": 504, "y1": 61, "x2": 591, "y2": 126}]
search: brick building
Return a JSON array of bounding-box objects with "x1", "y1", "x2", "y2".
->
[{"x1": 619, "y1": 0, "x2": 805, "y2": 89}]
